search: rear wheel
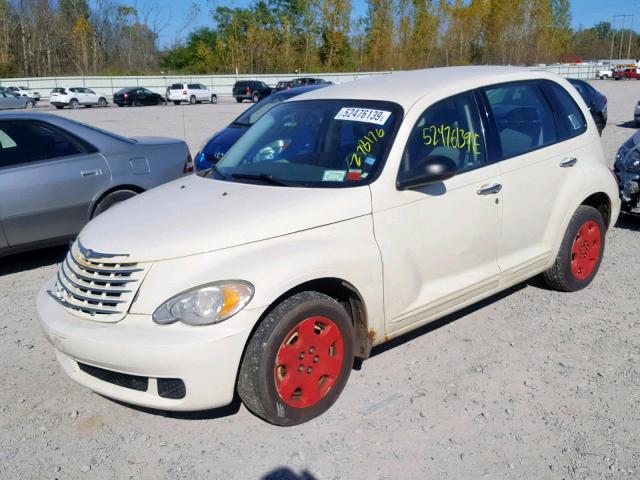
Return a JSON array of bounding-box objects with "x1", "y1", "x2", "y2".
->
[
  {"x1": 543, "y1": 205, "x2": 605, "y2": 292},
  {"x1": 235, "y1": 97, "x2": 242, "y2": 103},
  {"x1": 69, "y1": 99, "x2": 79, "y2": 109},
  {"x1": 189, "y1": 95, "x2": 196, "y2": 105},
  {"x1": 92, "y1": 189, "x2": 139, "y2": 218},
  {"x1": 238, "y1": 291, "x2": 354, "y2": 426},
  {"x1": 55, "y1": 105, "x2": 64, "y2": 110}
]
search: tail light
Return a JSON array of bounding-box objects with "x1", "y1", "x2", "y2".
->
[
  {"x1": 182, "y1": 90, "x2": 187, "y2": 95},
  {"x1": 183, "y1": 154, "x2": 194, "y2": 174},
  {"x1": 124, "y1": 93, "x2": 128, "y2": 98},
  {"x1": 246, "y1": 86, "x2": 251, "y2": 94}
]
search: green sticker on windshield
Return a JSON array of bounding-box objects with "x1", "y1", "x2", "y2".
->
[{"x1": 322, "y1": 170, "x2": 346, "y2": 182}]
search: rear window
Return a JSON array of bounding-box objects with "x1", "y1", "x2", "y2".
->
[
  {"x1": 52, "y1": 88, "x2": 66, "y2": 93},
  {"x1": 170, "y1": 83, "x2": 183, "y2": 90}
]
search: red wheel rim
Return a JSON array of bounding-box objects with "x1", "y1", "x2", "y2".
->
[
  {"x1": 274, "y1": 316, "x2": 344, "y2": 408},
  {"x1": 570, "y1": 220, "x2": 602, "y2": 281}
]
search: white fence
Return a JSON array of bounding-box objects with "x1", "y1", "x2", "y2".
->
[{"x1": 0, "y1": 64, "x2": 600, "y2": 99}]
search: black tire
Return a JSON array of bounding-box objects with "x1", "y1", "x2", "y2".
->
[
  {"x1": 543, "y1": 205, "x2": 606, "y2": 292},
  {"x1": 189, "y1": 95, "x2": 196, "y2": 105},
  {"x1": 595, "y1": 114, "x2": 605, "y2": 136},
  {"x1": 98, "y1": 97, "x2": 107, "y2": 107},
  {"x1": 252, "y1": 92, "x2": 260, "y2": 103},
  {"x1": 235, "y1": 97, "x2": 242, "y2": 103},
  {"x1": 117, "y1": 103, "x2": 124, "y2": 107},
  {"x1": 24, "y1": 100, "x2": 33, "y2": 109},
  {"x1": 238, "y1": 291, "x2": 354, "y2": 426},
  {"x1": 84, "y1": 104, "x2": 92, "y2": 108},
  {"x1": 69, "y1": 99, "x2": 79, "y2": 109},
  {"x1": 210, "y1": 94, "x2": 217, "y2": 104},
  {"x1": 157, "y1": 97, "x2": 165, "y2": 106},
  {"x1": 92, "y1": 189, "x2": 139, "y2": 218},
  {"x1": 173, "y1": 101, "x2": 181, "y2": 105},
  {"x1": 55, "y1": 105, "x2": 64, "y2": 110},
  {"x1": 635, "y1": 120, "x2": 640, "y2": 128}
]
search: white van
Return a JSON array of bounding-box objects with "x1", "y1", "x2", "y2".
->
[
  {"x1": 38, "y1": 67, "x2": 620, "y2": 426},
  {"x1": 167, "y1": 83, "x2": 217, "y2": 105}
]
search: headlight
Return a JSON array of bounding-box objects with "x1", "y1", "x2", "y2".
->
[
  {"x1": 153, "y1": 281, "x2": 254, "y2": 326},
  {"x1": 622, "y1": 148, "x2": 640, "y2": 172}
]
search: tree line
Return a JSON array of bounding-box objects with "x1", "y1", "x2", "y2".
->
[{"x1": 1, "y1": 0, "x2": 639, "y2": 78}]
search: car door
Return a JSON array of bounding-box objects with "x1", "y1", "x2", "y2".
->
[
  {"x1": 0, "y1": 121, "x2": 110, "y2": 247},
  {"x1": 372, "y1": 91, "x2": 503, "y2": 334},
  {"x1": 141, "y1": 89, "x2": 154, "y2": 105},
  {"x1": 480, "y1": 80, "x2": 587, "y2": 285},
  {"x1": 0, "y1": 92, "x2": 22, "y2": 109},
  {"x1": 83, "y1": 88, "x2": 98, "y2": 104}
]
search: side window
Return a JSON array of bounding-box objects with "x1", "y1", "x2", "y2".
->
[
  {"x1": 483, "y1": 82, "x2": 557, "y2": 159},
  {"x1": 542, "y1": 81, "x2": 587, "y2": 139},
  {"x1": 399, "y1": 91, "x2": 487, "y2": 179},
  {"x1": 187, "y1": 83, "x2": 198, "y2": 89},
  {"x1": 199, "y1": 84, "x2": 207, "y2": 90},
  {"x1": 0, "y1": 123, "x2": 82, "y2": 168}
]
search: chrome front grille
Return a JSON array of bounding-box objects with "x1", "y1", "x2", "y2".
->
[{"x1": 50, "y1": 242, "x2": 149, "y2": 322}]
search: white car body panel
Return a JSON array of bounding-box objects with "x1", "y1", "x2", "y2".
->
[{"x1": 37, "y1": 66, "x2": 621, "y2": 412}]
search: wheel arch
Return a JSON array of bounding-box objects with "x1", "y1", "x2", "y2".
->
[
  {"x1": 87, "y1": 184, "x2": 145, "y2": 220},
  {"x1": 581, "y1": 191, "x2": 612, "y2": 228},
  {"x1": 245, "y1": 277, "x2": 372, "y2": 363}
]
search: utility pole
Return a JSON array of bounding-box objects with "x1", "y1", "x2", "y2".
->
[
  {"x1": 619, "y1": 15, "x2": 626, "y2": 59},
  {"x1": 628, "y1": 15, "x2": 635, "y2": 60}
]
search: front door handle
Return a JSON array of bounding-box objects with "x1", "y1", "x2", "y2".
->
[
  {"x1": 81, "y1": 169, "x2": 102, "y2": 177},
  {"x1": 477, "y1": 183, "x2": 502, "y2": 195},
  {"x1": 560, "y1": 157, "x2": 578, "y2": 168}
]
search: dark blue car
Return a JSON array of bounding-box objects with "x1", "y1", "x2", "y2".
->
[{"x1": 195, "y1": 84, "x2": 329, "y2": 171}]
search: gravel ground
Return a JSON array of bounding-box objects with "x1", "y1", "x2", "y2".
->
[{"x1": 1, "y1": 80, "x2": 639, "y2": 480}]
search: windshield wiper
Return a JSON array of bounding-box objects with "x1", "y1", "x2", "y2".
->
[
  {"x1": 211, "y1": 164, "x2": 228, "y2": 180},
  {"x1": 231, "y1": 173, "x2": 290, "y2": 186}
]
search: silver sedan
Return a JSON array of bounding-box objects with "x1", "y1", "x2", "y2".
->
[
  {"x1": 0, "y1": 90, "x2": 35, "y2": 109},
  {"x1": 0, "y1": 112, "x2": 191, "y2": 257}
]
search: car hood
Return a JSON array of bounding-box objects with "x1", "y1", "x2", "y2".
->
[
  {"x1": 203, "y1": 126, "x2": 246, "y2": 151},
  {"x1": 78, "y1": 174, "x2": 372, "y2": 262}
]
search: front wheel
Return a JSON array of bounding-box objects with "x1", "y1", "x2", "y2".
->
[
  {"x1": 543, "y1": 205, "x2": 606, "y2": 292},
  {"x1": 210, "y1": 94, "x2": 217, "y2": 104},
  {"x1": 98, "y1": 97, "x2": 107, "y2": 107},
  {"x1": 189, "y1": 95, "x2": 196, "y2": 105},
  {"x1": 69, "y1": 99, "x2": 79, "y2": 109},
  {"x1": 238, "y1": 291, "x2": 354, "y2": 426},
  {"x1": 24, "y1": 100, "x2": 33, "y2": 109},
  {"x1": 252, "y1": 92, "x2": 260, "y2": 103}
]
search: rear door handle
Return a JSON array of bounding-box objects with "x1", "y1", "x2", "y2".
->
[
  {"x1": 477, "y1": 183, "x2": 502, "y2": 195},
  {"x1": 560, "y1": 157, "x2": 578, "y2": 168},
  {"x1": 81, "y1": 169, "x2": 102, "y2": 177}
]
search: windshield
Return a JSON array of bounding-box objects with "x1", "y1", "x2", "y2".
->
[
  {"x1": 233, "y1": 92, "x2": 298, "y2": 126},
  {"x1": 209, "y1": 99, "x2": 402, "y2": 187}
]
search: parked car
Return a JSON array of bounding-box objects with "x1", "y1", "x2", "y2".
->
[
  {"x1": 273, "y1": 78, "x2": 329, "y2": 92},
  {"x1": 614, "y1": 131, "x2": 640, "y2": 215},
  {"x1": 232, "y1": 80, "x2": 272, "y2": 103},
  {"x1": 167, "y1": 83, "x2": 217, "y2": 105},
  {"x1": 567, "y1": 78, "x2": 607, "y2": 135},
  {"x1": 7, "y1": 86, "x2": 41, "y2": 101},
  {"x1": 49, "y1": 87, "x2": 109, "y2": 109},
  {"x1": 614, "y1": 68, "x2": 640, "y2": 80},
  {"x1": 113, "y1": 87, "x2": 166, "y2": 107},
  {"x1": 195, "y1": 84, "x2": 329, "y2": 171},
  {"x1": 635, "y1": 100, "x2": 640, "y2": 127},
  {"x1": 0, "y1": 90, "x2": 35, "y2": 109},
  {"x1": 0, "y1": 112, "x2": 192, "y2": 257},
  {"x1": 597, "y1": 68, "x2": 613, "y2": 80},
  {"x1": 37, "y1": 67, "x2": 620, "y2": 426}
]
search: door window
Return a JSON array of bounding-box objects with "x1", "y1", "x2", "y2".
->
[
  {"x1": 483, "y1": 82, "x2": 558, "y2": 159},
  {"x1": 399, "y1": 91, "x2": 487, "y2": 181},
  {"x1": 541, "y1": 81, "x2": 587, "y2": 140},
  {"x1": 0, "y1": 123, "x2": 82, "y2": 168}
]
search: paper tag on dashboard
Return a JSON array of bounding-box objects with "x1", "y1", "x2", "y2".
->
[
  {"x1": 322, "y1": 170, "x2": 346, "y2": 182},
  {"x1": 334, "y1": 108, "x2": 391, "y2": 125}
]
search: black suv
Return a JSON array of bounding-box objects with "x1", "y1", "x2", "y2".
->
[{"x1": 232, "y1": 81, "x2": 272, "y2": 103}]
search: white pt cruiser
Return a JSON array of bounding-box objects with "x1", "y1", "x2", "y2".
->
[{"x1": 38, "y1": 67, "x2": 620, "y2": 426}]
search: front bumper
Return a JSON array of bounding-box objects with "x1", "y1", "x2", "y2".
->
[
  {"x1": 38, "y1": 277, "x2": 257, "y2": 411},
  {"x1": 616, "y1": 171, "x2": 640, "y2": 214}
]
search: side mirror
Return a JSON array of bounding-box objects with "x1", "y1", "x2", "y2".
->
[{"x1": 397, "y1": 155, "x2": 457, "y2": 190}]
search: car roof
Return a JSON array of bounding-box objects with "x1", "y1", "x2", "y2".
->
[
  {"x1": 292, "y1": 66, "x2": 568, "y2": 110},
  {"x1": 271, "y1": 84, "x2": 328, "y2": 98}
]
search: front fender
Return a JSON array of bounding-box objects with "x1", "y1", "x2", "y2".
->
[{"x1": 129, "y1": 215, "x2": 385, "y2": 340}]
